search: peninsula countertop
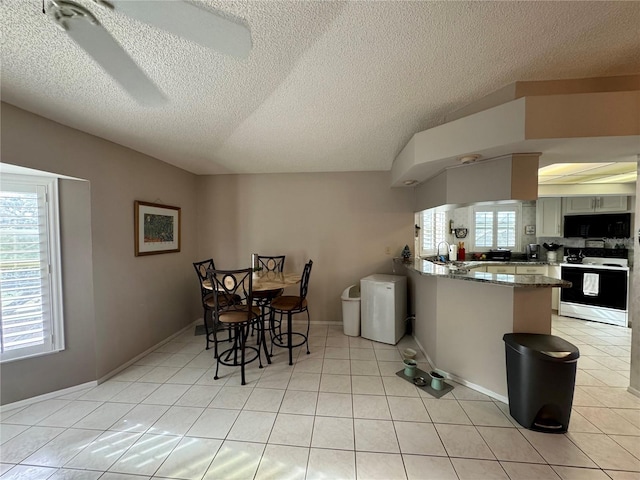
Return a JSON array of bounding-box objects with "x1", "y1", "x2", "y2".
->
[{"x1": 396, "y1": 258, "x2": 571, "y2": 288}]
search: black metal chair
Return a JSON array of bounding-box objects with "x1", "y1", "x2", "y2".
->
[
  {"x1": 252, "y1": 255, "x2": 285, "y2": 339},
  {"x1": 269, "y1": 260, "x2": 313, "y2": 366},
  {"x1": 192, "y1": 259, "x2": 237, "y2": 358},
  {"x1": 209, "y1": 267, "x2": 263, "y2": 385}
]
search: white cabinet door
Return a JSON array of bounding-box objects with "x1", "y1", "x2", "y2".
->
[
  {"x1": 564, "y1": 197, "x2": 595, "y2": 214},
  {"x1": 596, "y1": 196, "x2": 627, "y2": 212},
  {"x1": 564, "y1": 196, "x2": 628, "y2": 214},
  {"x1": 487, "y1": 266, "x2": 516, "y2": 274},
  {"x1": 515, "y1": 266, "x2": 547, "y2": 275},
  {"x1": 536, "y1": 198, "x2": 562, "y2": 237}
]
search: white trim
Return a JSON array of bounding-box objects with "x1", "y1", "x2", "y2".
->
[
  {"x1": 0, "y1": 381, "x2": 97, "y2": 413},
  {"x1": 412, "y1": 334, "x2": 508, "y2": 403},
  {"x1": 444, "y1": 372, "x2": 509, "y2": 404},
  {"x1": 470, "y1": 203, "x2": 522, "y2": 252},
  {"x1": 291, "y1": 320, "x2": 342, "y2": 326},
  {"x1": 0, "y1": 174, "x2": 65, "y2": 362},
  {"x1": 0, "y1": 162, "x2": 85, "y2": 181},
  {"x1": 628, "y1": 386, "x2": 640, "y2": 399},
  {"x1": 48, "y1": 178, "x2": 65, "y2": 353}
]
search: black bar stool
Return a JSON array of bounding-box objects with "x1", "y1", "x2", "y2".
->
[
  {"x1": 269, "y1": 260, "x2": 313, "y2": 366},
  {"x1": 209, "y1": 267, "x2": 263, "y2": 385}
]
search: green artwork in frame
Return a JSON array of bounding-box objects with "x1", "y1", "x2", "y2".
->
[{"x1": 134, "y1": 200, "x2": 181, "y2": 256}]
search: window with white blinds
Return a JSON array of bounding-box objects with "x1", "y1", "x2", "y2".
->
[
  {"x1": 421, "y1": 210, "x2": 446, "y2": 256},
  {"x1": 472, "y1": 205, "x2": 520, "y2": 251},
  {"x1": 0, "y1": 174, "x2": 64, "y2": 362}
]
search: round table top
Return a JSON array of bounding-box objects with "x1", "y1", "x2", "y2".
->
[{"x1": 203, "y1": 271, "x2": 301, "y2": 292}]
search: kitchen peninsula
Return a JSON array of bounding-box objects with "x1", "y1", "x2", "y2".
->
[{"x1": 397, "y1": 258, "x2": 571, "y2": 402}]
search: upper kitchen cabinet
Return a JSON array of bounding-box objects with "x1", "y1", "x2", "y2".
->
[
  {"x1": 536, "y1": 197, "x2": 562, "y2": 237},
  {"x1": 563, "y1": 196, "x2": 628, "y2": 215}
]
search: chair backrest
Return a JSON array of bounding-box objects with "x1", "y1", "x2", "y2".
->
[
  {"x1": 257, "y1": 255, "x2": 285, "y2": 273},
  {"x1": 193, "y1": 258, "x2": 215, "y2": 297},
  {"x1": 208, "y1": 267, "x2": 254, "y2": 314},
  {"x1": 299, "y1": 260, "x2": 313, "y2": 300}
]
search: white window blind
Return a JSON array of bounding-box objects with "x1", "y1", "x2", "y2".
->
[
  {"x1": 421, "y1": 210, "x2": 446, "y2": 256},
  {"x1": 474, "y1": 211, "x2": 493, "y2": 248},
  {"x1": 0, "y1": 175, "x2": 64, "y2": 362},
  {"x1": 472, "y1": 205, "x2": 519, "y2": 251}
]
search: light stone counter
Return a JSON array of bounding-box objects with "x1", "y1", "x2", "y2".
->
[{"x1": 401, "y1": 258, "x2": 570, "y2": 288}]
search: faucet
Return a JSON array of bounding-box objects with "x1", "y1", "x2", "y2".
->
[{"x1": 436, "y1": 241, "x2": 450, "y2": 261}]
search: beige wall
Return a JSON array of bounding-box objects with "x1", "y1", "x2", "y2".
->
[
  {"x1": 414, "y1": 154, "x2": 538, "y2": 211},
  {"x1": 1, "y1": 103, "x2": 200, "y2": 403},
  {"x1": 196, "y1": 172, "x2": 414, "y2": 324}
]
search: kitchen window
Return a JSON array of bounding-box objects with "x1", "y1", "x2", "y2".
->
[
  {"x1": 472, "y1": 204, "x2": 521, "y2": 251},
  {"x1": 420, "y1": 209, "x2": 446, "y2": 256},
  {"x1": 0, "y1": 174, "x2": 64, "y2": 363}
]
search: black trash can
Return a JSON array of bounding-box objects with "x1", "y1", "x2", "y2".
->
[{"x1": 503, "y1": 333, "x2": 580, "y2": 433}]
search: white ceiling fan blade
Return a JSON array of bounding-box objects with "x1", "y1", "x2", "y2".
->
[
  {"x1": 64, "y1": 15, "x2": 167, "y2": 106},
  {"x1": 107, "y1": 0, "x2": 252, "y2": 58}
]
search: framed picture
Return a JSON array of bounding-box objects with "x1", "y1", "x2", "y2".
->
[
  {"x1": 524, "y1": 225, "x2": 536, "y2": 235},
  {"x1": 134, "y1": 201, "x2": 181, "y2": 256}
]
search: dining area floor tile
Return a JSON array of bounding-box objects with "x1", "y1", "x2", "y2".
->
[{"x1": 1, "y1": 314, "x2": 638, "y2": 479}]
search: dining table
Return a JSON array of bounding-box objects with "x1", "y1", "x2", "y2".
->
[
  {"x1": 203, "y1": 270, "x2": 301, "y2": 365},
  {"x1": 202, "y1": 271, "x2": 301, "y2": 292}
]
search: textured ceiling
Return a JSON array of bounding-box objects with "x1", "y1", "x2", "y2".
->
[{"x1": 2, "y1": 1, "x2": 640, "y2": 175}]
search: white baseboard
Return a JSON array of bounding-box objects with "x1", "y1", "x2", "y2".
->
[
  {"x1": 0, "y1": 381, "x2": 98, "y2": 413},
  {"x1": 290, "y1": 320, "x2": 342, "y2": 326},
  {"x1": 98, "y1": 320, "x2": 198, "y2": 384},
  {"x1": 412, "y1": 335, "x2": 508, "y2": 404},
  {"x1": 628, "y1": 386, "x2": 640, "y2": 398},
  {"x1": 412, "y1": 336, "x2": 436, "y2": 372},
  {"x1": 445, "y1": 373, "x2": 509, "y2": 404}
]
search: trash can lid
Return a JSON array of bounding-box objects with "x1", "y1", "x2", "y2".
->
[
  {"x1": 503, "y1": 333, "x2": 580, "y2": 361},
  {"x1": 341, "y1": 284, "x2": 361, "y2": 301}
]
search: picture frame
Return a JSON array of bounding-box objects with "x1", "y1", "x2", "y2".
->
[
  {"x1": 134, "y1": 201, "x2": 181, "y2": 256},
  {"x1": 524, "y1": 225, "x2": 536, "y2": 235}
]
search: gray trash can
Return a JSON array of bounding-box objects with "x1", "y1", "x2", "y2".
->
[
  {"x1": 341, "y1": 284, "x2": 361, "y2": 336},
  {"x1": 503, "y1": 333, "x2": 579, "y2": 433}
]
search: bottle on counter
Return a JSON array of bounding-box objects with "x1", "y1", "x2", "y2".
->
[{"x1": 458, "y1": 242, "x2": 466, "y2": 261}]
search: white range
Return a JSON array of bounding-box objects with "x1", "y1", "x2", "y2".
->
[{"x1": 559, "y1": 256, "x2": 629, "y2": 327}]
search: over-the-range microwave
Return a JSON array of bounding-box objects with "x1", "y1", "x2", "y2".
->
[{"x1": 563, "y1": 213, "x2": 631, "y2": 238}]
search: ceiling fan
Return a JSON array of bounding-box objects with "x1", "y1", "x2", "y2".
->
[{"x1": 45, "y1": 0, "x2": 252, "y2": 106}]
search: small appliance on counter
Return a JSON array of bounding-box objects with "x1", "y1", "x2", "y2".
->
[
  {"x1": 526, "y1": 244, "x2": 540, "y2": 260},
  {"x1": 448, "y1": 244, "x2": 458, "y2": 261},
  {"x1": 486, "y1": 249, "x2": 511, "y2": 261},
  {"x1": 565, "y1": 250, "x2": 585, "y2": 264}
]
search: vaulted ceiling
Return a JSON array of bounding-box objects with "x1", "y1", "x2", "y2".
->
[{"x1": 2, "y1": 1, "x2": 639, "y2": 176}]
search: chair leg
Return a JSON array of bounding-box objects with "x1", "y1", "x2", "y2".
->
[
  {"x1": 269, "y1": 309, "x2": 276, "y2": 357},
  {"x1": 259, "y1": 306, "x2": 271, "y2": 365},
  {"x1": 305, "y1": 309, "x2": 311, "y2": 355},
  {"x1": 287, "y1": 311, "x2": 293, "y2": 366},
  {"x1": 203, "y1": 309, "x2": 211, "y2": 350},
  {"x1": 214, "y1": 338, "x2": 221, "y2": 380},
  {"x1": 240, "y1": 324, "x2": 247, "y2": 386}
]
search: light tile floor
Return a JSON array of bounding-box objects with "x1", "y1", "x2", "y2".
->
[{"x1": 1, "y1": 314, "x2": 639, "y2": 479}]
